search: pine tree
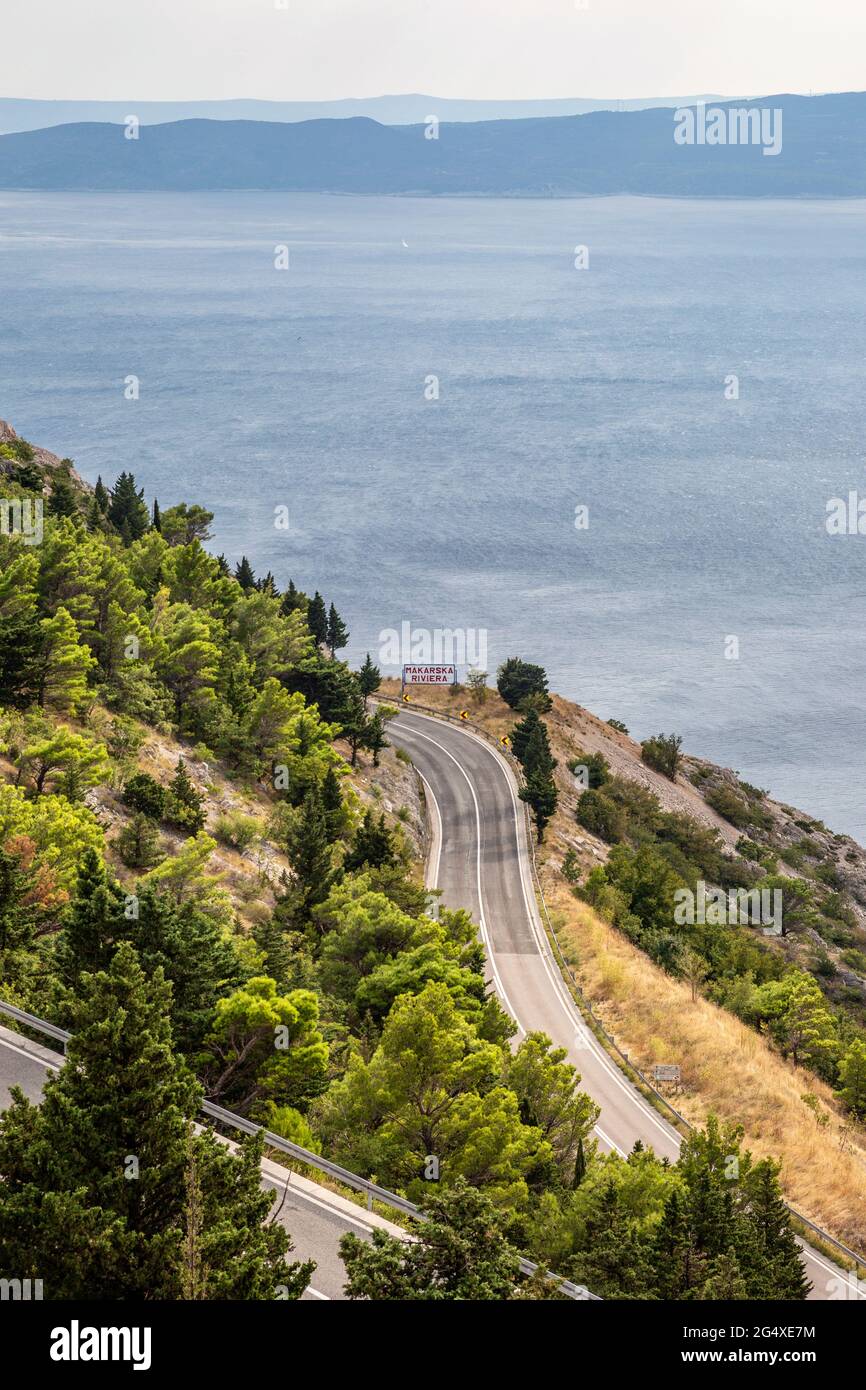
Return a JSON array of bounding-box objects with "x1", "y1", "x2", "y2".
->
[
  {"x1": 56, "y1": 847, "x2": 124, "y2": 993},
  {"x1": 116, "y1": 883, "x2": 243, "y2": 1053},
  {"x1": 327, "y1": 601, "x2": 349, "y2": 657},
  {"x1": 93, "y1": 475, "x2": 109, "y2": 513},
  {"x1": 357, "y1": 652, "x2": 381, "y2": 704},
  {"x1": 652, "y1": 1187, "x2": 701, "y2": 1298},
  {"x1": 342, "y1": 684, "x2": 370, "y2": 767},
  {"x1": 165, "y1": 758, "x2": 206, "y2": 832},
  {"x1": 321, "y1": 765, "x2": 347, "y2": 843},
  {"x1": 36, "y1": 606, "x2": 96, "y2": 712},
  {"x1": 364, "y1": 709, "x2": 388, "y2": 767},
  {"x1": 307, "y1": 591, "x2": 328, "y2": 646},
  {"x1": 742, "y1": 1161, "x2": 810, "y2": 1299},
  {"x1": 0, "y1": 842, "x2": 42, "y2": 958},
  {"x1": 85, "y1": 493, "x2": 106, "y2": 532},
  {"x1": 107, "y1": 471, "x2": 150, "y2": 542},
  {"x1": 116, "y1": 813, "x2": 164, "y2": 870},
  {"x1": 0, "y1": 942, "x2": 311, "y2": 1299},
  {"x1": 234, "y1": 556, "x2": 256, "y2": 592},
  {"x1": 281, "y1": 579, "x2": 307, "y2": 616},
  {"x1": 279, "y1": 783, "x2": 337, "y2": 934},
  {"x1": 521, "y1": 719, "x2": 557, "y2": 781},
  {"x1": 699, "y1": 1249, "x2": 748, "y2": 1299},
  {"x1": 253, "y1": 916, "x2": 295, "y2": 992},
  {"x1": 258, "y1": 570, "x2": 279, "y2": 598},
  {"x1": 344, "y1": 810, "x2": 397, "y2": 873},
  {"x1": 47, "y1": 473, "x2": 80, "y2": 518}
]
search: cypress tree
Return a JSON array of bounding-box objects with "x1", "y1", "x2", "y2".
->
[
  {"x1": 572, "y1": 1135, "x2": 587, "y2": 1188},
  {"x1": 327, "y1": 601, "x2": 349, "y2": 657},
  {"x1": 511, "y1": 707, "x2": 542, "y2": 766},
  {"x1": 321, "y1": 765, "x2": 346, "y2": 842},
  {"x1": 307, "y1": 591, "x2": 328, "y2": 646},
  {"x1": 152, "y1": 497, "x2": 162, "y2": 531},
  {"x1": 357, "y1": 652, "x2": 381, "y2": 704}
]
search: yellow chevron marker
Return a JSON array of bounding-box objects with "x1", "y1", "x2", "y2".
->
[
  {"x1": 459, "y1": 710, "x2": 470, "y2": 720},
  {"x1": 499, "y1": 735, "x2": 510, "y2": 747},
  {"x1": 402, "y1": 692, "x2": 412, "y2": 703}
]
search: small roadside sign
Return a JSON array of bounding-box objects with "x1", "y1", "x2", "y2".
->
[
  {"x1": 499, "y1": 735, "x2": 511, "y2": 748},
  {"x1": 652, "y1": 1063, "x2": 681, "y2": 1083},
  {"x1": 459, "y1": 710, "x2": 470, "y2": 721}
]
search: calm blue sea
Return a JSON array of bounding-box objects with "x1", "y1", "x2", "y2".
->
[{"x1": 2, "y1": 191, "x2": 865, "y2": 837}]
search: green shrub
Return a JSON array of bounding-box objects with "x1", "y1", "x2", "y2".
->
[
  {"x1": 705, "y1": 784, "x2": 754, "y2": 829},
  {"x1": 213, "y1": 811, "x2": 262, "y2": 852},
  {"x1": 567, "y1": 751, "x2": 609, "y2": 789},
  {"x1": 640, "y1": 733, "x2": 682, "y2": 781},
  {"x1": 575, "y1": 789, "x2": 627, "y2": 843},
  {"x1": 122, "y1": 771, "x2": 167, "y2": 819}
]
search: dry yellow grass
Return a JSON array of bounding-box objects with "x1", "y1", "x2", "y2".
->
[{"x1": 548, "y1": 880, "x2": 866, "y2": 1253}]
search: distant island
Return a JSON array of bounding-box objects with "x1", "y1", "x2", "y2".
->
[
  {"x1": 1, "y1": 91, "x2": 866, "y2": 196},
  {"x1": 0, "y1": 92, "x2": 725, "y2": 135}
]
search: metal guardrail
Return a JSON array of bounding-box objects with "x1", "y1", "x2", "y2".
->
[
  {"x1": 0, "y1": 999, "x2": 598, "y2": 1300},
  {"x1": 390, "y1": 696, "x2": 866, "y2": 1275}
]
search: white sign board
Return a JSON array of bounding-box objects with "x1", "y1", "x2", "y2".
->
[
  {"x1": 402, "y1": 664, "x2": 457, "y2": 685},
  {"x1": 652, "y1": 1064, "x2": 681, "y2": 1083}
]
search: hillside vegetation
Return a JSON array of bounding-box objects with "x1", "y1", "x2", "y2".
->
[{"x1": 0, "y1": 419, "x2": 825, "y2": 1297}]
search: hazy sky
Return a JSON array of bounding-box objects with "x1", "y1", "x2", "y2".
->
[{"x1": 5, "y1": 0, "x2": 866, "y2": 101}]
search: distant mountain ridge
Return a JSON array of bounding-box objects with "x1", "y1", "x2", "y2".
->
[
  {"x1": 0, "y1": 93, "x2": 727, "y2": 135},
  {"x1": 1, "y1": 92, "x2": 866, "y2": 197}
]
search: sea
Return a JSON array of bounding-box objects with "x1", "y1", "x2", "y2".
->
[{"x1": 2, "y1": 190, "x2": 866, "y2": 838}]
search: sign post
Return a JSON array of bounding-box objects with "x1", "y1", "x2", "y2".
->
[{"x1": 401, "y1": 664, "x2": 457, "y2": 692}]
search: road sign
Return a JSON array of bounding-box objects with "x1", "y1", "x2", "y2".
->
[
  {"x1": 459, "y1": 710, "x2": 470, "y2": 720},
  {"x1": 402, "y1": 692, "x2": 412, "y2": 703},
  {"x1": 652, "y1": 1064, "x2": 681, "y2": 1083},
  {"x1": 401, "y1": 664, "x2": 457, "y2": 686},
  {"x1": 499, "y1": 735, "x2": 511, "y2": 747}
]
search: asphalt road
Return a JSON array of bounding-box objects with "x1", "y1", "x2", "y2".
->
[
  {"x1": 390, "y1": 707, "x2": 861, "y2": 1303},
  {"x1": 0, "y1": 1024, "x2": 407, "y2": 1302}
]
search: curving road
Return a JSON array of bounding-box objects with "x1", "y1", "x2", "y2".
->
[{"x1": 390, "y1": 706, "x2": 861, "y2": 1302}]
